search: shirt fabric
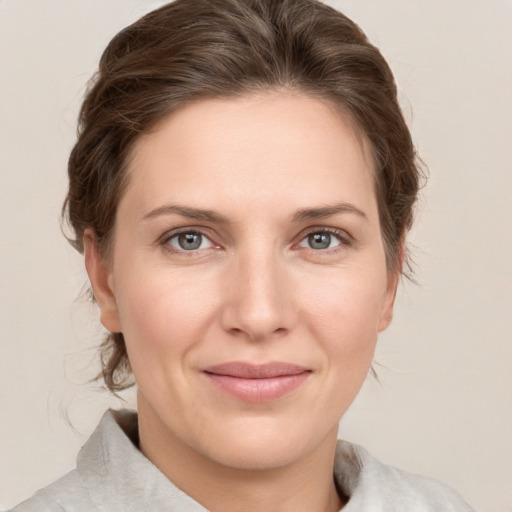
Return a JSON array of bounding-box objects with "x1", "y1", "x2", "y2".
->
[{"x1": 10, "y1": 409, "x2": 476, "y2": 511}]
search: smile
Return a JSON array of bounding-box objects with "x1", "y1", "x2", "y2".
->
[{"x1": 203, "y1": 362, "x2": 312, "y2": 402}]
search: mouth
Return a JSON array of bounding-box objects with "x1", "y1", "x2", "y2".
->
[{"x1": 202, "y1": 362, "x2": 312, "y2": 402}]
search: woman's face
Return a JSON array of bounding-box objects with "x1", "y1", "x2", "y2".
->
[{"x1": 87, "y1": 91, "x2": 398, "y2": 470}]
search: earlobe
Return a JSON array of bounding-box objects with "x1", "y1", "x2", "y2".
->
[{"x1": 83, "y1": 229, "x2": 122, "y2": 333}]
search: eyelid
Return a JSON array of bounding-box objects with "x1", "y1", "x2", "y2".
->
[
  {"x1": 157, "y1": 224, "x2": 354, "y2": 253},
  {"x1": 303, "y1": 225, "x2": 353, "y2": 241},
  {"x1": 159, "y1": 226, "x2": 220, "y2": 252},
  {"x1": 294, "y1": 226, "x2": 354, "y2": 249}
]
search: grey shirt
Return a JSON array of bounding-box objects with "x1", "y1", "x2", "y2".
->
[{"x1": 10, "y1": 409, "x2": 476, "y2": 511}]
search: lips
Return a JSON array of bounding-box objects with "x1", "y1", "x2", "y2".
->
[{"x1": 203, "y1": 362, "x2": 311, "y2": 402}]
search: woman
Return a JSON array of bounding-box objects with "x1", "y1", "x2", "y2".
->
[{"x1": 10, "y1": 0, "x2": 476, "y2": 510}]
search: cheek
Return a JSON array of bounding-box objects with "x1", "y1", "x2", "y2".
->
[
  {"x1": 306, "y1": 266, "x2": 386, "y2": 323},
  {"x1": 292, "y1": 272, "x2": 386, "y2": 429},
  {"x1": 112, "y1": 263, "x2": 220, "y2": 371},
  {"x1": 301, "y1": 269, "x2": 386, "y2": 364}
]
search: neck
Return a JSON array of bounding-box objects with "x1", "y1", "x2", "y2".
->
[{"x1": 137, "y1": 398, "x2": 345, "y2": 512}]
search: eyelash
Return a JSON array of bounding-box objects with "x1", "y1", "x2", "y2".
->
[
  {"x1": 160, "y1": 228, "x2": 217, "y2": 255},
  {"x1": 159, "y1": 226, "x2": 353, "y2": 254},
  {"x1": 299, "y1": 227, "x2": 353, "y2": 252}
]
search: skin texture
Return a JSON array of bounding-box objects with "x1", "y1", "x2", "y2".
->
[{"x1": 84, "y1": 91, "x2": 399, "y2": 512}]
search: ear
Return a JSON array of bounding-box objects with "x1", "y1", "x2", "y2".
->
[
  {"x1": 378, "y1": 244, "x2": 404, "y2": 332},
  {"x1": 377, "y1": 269, "x2": 400, "y2": 332},
  {"x1": 83, "y1": 229, "x2": 122, "y2": 333}
]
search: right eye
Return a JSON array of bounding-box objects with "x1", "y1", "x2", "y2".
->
[{"x1": 164, "y1": 231, "x2": 214, "y2": 252}]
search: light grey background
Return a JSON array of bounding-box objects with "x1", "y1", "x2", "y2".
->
[{"x1": 1, "y1": 0, "x2": 511, "y2": 510}]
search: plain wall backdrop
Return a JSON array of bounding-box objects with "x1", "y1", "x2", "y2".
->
[{"x1": 1, "y1": 0, "x2": 511, "y2": 510}]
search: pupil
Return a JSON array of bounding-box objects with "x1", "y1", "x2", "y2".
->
[
  {"x1": 178, "y1": 233, "x2": 202, "y2": 250},
  {"x1": 309, "y1": 233, "x2": 330, "y2": 249}
]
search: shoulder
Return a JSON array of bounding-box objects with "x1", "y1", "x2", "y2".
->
[
  {"x1": 335, "y1": 441, "x2": 477, "y2": 511},
  {"x1": 6, "y1": 409, "x2": 129, "y2": 512},
  {"x1": 8, "y1": 470, "x2": 94, "y2": 512},
  {"x1": 8, "y1": 409, "x2": 205, "y2": 512}
]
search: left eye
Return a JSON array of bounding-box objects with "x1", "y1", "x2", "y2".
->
[
  {"x1": 298, "y1": 231, "x2": 343, "y2": 250},
  {"x1": 166, "y1": 231, "x2": 214, "y2": 251}
]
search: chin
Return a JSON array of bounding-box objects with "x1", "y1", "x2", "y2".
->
[
  {"x1": 194, "y1": 416, "x2": 335, "y2": 471},
  {"x1": 205, "y1": 439, "x2": 305, "y2": 471}
]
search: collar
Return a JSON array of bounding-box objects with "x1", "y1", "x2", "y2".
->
[{"x1": 77, "y1": 409, "x2": 208, "y2": 511}]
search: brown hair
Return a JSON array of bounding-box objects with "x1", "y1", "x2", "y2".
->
[{"x1": 63, "y1": 0, "x2": 423, "y2": 391}]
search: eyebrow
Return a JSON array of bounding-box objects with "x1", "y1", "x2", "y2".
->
[
  {"x1": 142, "y1": 204, "x2": 230, "y2": 224},
  {"x1": 292, "y1": 202, "x2": 367, "y2": 223},
  {"x1": 141, "y1": 201, "x2": 367, "y2": 224}
]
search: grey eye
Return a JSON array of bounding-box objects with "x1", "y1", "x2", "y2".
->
[
  {"x1": 165, "y1": 230, "x2": 215, "y2": 252},
  {"x1": 177, "y1": 232, "x2": 203, "y2": 250},
  {"x1": 307, "y1": 233, "x2": 332, "y2": 250}
]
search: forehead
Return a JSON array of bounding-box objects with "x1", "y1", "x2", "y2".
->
[{"x1": 122, "y1": 91, "x2": 377, "y2": 221}]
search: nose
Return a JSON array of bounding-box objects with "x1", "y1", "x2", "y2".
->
[{"x1": 220, "y1": 246, "x2": 297, "y2": 342}]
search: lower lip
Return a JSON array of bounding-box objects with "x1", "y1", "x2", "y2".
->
[{"x1": 205, "y1": 372, "x2": 310, "y2": 402}]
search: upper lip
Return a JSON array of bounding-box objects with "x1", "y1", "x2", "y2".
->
[{"x1": 203, "y1": 362, "x2": 310, "y2": 379}]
